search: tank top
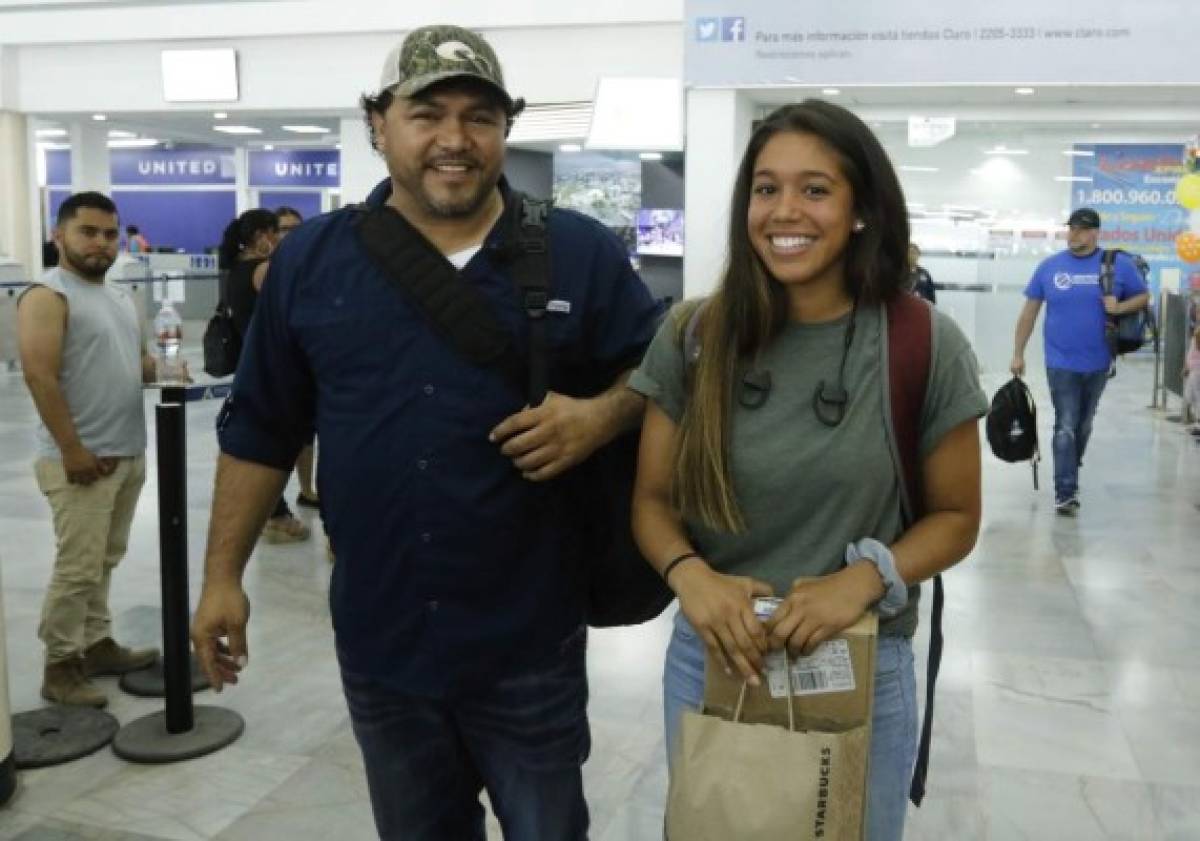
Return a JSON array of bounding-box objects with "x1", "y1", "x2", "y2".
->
[{"x1": 24, "y1": 267, "x2": 146, "y2": 459}]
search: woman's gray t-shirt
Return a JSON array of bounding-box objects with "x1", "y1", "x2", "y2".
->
[{"x1": 628, "y1": 302, "x2": 988, "y2": 637}]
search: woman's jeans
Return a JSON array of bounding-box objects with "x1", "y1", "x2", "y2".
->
[{"x1": 663, "y1": 610, "x2": 918, "y2": 841}]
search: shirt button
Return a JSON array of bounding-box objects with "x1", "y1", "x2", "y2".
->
[
  {"x1": 427, "y1": 600, "x2": 439, "y2": 612},
  {"x1": 423, "y1": 384, "x2": 435, "y2": 396},
  {"x1": 417, "y1": 459, "x2": 428, "y2": 470},
  {"x1": 421, "y1": 532, "x2": 432, "y2": 543}
]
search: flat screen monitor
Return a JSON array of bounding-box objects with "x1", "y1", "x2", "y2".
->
[{"x1": 636, "y1": 209, "x2": 684, "y2": 257}]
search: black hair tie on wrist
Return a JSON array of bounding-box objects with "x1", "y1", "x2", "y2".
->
[{"x1": 662, "y1": 551, "x2": 701, "y2": 583}]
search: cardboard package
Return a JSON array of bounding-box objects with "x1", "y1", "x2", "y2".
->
[{"x1": 666, "y1": 611, "x2": 878, "y2": 841}]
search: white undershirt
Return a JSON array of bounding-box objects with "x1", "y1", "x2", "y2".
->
[{"x1": 445, "y1": 245, "x2": 483, "y2": 270}]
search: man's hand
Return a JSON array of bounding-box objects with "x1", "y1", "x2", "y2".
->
[
  {"x1": 1010, "y1": 354, "x2": 1025, "y2": 378},
  {"x1": 489, "y1": 392, "x2": 607, "y2": 481},
  {"x1": 190, "y1": 581, "x2": 251, "y2": 692},
  {"x1": 62, "y1": 444, "x2": 114, "y2": 486},
  {"x1": 1103, "y1": 295, "x2": 1119, "y2": 316},
  {"x1": 766, "y1": 565, "x2": 879, "y2": 656}
]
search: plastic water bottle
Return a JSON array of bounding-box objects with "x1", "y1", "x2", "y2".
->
[{"x1": 153, "y1": 300, "x2": 183, "y2": 381}]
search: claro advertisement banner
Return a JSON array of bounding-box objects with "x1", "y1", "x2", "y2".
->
[
  {"x1": 684, "y1": 0, "x2": 1200, "y2": 87},
  {"x1": 1071, "y1": 143, "x2": 1188, "y2": 299}
]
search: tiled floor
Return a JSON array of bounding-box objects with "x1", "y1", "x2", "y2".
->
[{"x1": 0, "y1": 353, "x2": 1198, "y2": 840}]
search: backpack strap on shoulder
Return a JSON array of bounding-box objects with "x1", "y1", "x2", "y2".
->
[
  {"x1": 507, "y1": 193, "x2": 552, "y2": 405},
  {"x1": 884, "y1": 293, "x2": 932, "y2": 526},
  {"x1": 881, "y1": 292, "x2": 940, "y2": 808},
  {"x1": 1099, "y1": 248, "x2": 1118, "y2": 297},
  {"x1": 354, "y1": 201, "x2": 526, "y2": 397}
]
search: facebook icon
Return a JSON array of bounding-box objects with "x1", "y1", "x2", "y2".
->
[
  {"x1": 696, "y1": 17, "x2": 719, "y2": 41},
  {"x1": 721, "y1": 17, "x2": 746, "y2": 42}
]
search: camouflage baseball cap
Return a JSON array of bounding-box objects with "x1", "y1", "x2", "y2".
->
[{"x1": 378, "y1": 25, "x2": 513, "y2": 110}]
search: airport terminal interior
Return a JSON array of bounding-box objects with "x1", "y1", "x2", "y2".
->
[{"x1": 1, "y1": 1, "x2": 1200, "y2": 839}]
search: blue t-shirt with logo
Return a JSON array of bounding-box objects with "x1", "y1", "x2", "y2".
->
[{"x1": 1024, "y1": 248, "x2": 1147, "y2": 372}]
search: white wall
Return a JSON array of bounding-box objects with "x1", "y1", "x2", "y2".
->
[
  {"x1": 13, "y1": 23, "x2": 683, "y2": 114},
  {"x1": 0, "y1": 47, "x2": 14, "y2": 110}
]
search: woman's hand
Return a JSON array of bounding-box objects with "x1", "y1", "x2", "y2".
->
[
  {"x1": 671, "y1": 560, "x2": 774, "y2": 685},
  {"x1": 765, "y1": 563, "x2": 882, "y2": 656}
]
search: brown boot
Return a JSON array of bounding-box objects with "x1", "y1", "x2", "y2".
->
[
  {"x1": 41, "y1": 658, "x2": 107, "y2": 708},
  {"x1": 82, "y1": 637, "x2": 159, "y2": 677}
]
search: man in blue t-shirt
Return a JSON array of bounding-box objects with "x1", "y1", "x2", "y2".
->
[
  {"x1": 188, "y1": 24, "x2": 660, "y2": 841},
  {"x1": 1010, "y1": 207, "x2": 1149, "y2": 514}
]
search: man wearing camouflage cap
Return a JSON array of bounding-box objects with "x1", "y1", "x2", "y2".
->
[{"x1": 191, "y1": 23, "x2": 660, "y2": 840}]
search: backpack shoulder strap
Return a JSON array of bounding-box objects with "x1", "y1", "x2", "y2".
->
[
  {"x1": 883, "y1": 292, "x2": 932, "y2": 525},
  {"x1": 881, "y1": 292, "x2": 941, "y2": 808},
  {"x1": 1100, "y1": 248, "x2": 1119, "y2": 296},
  {"x1": 505, "y1": 192, "x2": 552, "y2": 405},
  {"x1": 354, "y1": 200, "x2": 526, "y2": 396}
]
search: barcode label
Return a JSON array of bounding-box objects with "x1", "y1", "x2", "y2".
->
[
  {"x1": 765, "y1": 639, "x2": 856, "y2": 698},
  {"x1": 792, "y1": 669, "x2": 828, "y2": 692}
]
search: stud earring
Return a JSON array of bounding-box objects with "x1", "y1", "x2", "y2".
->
[{"x1": 852, "y1": 220, "x2": 866, "y2": 232}]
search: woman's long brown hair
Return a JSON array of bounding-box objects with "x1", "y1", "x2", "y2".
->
[{"x1": 672, "y1": 100, "x2": 911, "y2": 532}]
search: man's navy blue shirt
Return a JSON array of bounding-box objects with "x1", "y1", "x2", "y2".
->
[{"x1": 217, "y1": 179, "x2": 662, "y2": 697}]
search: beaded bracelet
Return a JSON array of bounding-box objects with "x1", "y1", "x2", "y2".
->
[{"x1": 662, "y1": 551, "x2": 701, "y2": 583}]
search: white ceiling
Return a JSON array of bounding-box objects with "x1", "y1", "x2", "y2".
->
[{"x1": 35, "y1": 110, "x2": 349, "y2": 148}]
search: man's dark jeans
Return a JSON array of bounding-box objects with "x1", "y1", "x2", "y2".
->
[
  {"x1": 1046, "y1": 367, "x2": 1109, "y2": 500},
  {"x1": 340, "y1": 627, "x2": 590, "y2": 841}
]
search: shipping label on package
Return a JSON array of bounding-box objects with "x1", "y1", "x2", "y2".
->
[
  {"x1": 774, "y1": 640, "x2": 856, "y2": 698},
  {"x1": 753, "y1": 597, "x2": 858, "y2": 698}
]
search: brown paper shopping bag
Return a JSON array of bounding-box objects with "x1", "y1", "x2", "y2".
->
[{"x1": 667, "y1": 616, "x2": 877, "y2": 840}]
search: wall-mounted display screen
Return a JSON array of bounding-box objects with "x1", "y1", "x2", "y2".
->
[{"x1": 636, "y1": 209, "x2": 684, "y2": 256}]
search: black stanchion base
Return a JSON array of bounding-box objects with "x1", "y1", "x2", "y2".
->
[
  {"x1": 13, "y1": 706, "x2": 119, "y2": 769},
  {"x1": 0, "y1": 750, "x2": 15, "y2": 805},
  {"x1": 118, "y1": 654, "x2": 211, "y2": 697},
  {"x1": 112, "y1": 706, "x2": 244, "y2": 764}
]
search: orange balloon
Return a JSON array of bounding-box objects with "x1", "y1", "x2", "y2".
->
[{"x1": 1177, "y1": 231, "x2": 1200, "y2": 263}]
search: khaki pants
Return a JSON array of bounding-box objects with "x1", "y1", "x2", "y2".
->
[{"x1": 35, "y1": 455, "x2": 146, "y2": 664}]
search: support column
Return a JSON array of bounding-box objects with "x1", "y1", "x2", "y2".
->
[
  {"x1": 234, "y1": 146, "x2": 251, "y2": 215},
  {"x1": 69, "y1": 120, "x2": 111, "y2": 196},
  {"x1": 682, "y1": 89, "x2": 755, "y2": 298},
  {"x1": 339, "y1": 116, "x2": 385, "y2": 207},
  {"x1": 0, "y1": 111, "x2": 34, "y2": 274}
]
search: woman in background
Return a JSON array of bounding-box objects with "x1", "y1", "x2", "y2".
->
[{"x1": 219, "y1": 209, "x2": 310, "y2": 544}]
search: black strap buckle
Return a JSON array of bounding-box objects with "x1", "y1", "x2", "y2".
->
[{"x1": 523, "y1": 289, "x2": 549, "y2": 318}]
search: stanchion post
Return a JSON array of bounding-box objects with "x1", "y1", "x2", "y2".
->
[
  {"x1": 112, "y1": 384, "x2": 243, "y2": 763},
  {"x1": 155, "y1": 400, "x2": 193, "y2": 734}
]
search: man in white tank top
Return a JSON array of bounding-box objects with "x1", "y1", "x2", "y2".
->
[{"x1": 17, "y1": 192, "x2": 161, "y2": 707}]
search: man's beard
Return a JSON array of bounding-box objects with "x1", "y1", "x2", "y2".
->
[
  {"x1": 399, "y1": 157, "x2": 499, "y2": 220},
  {"x1": 61, "y1": 244, "x2": 115, "y2": 280}
]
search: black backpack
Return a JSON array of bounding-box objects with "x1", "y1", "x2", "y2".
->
[
  {"x1": 1100, "y1": 249, "x2": 1156, "y2": 357},
  {"x1": 353, "y1": 192, "x2": 672, "y2": 628},
  {"x1": 202, "y1": 292, "x2": 241, "y2": 378},
  {"x1": 986, "y1": 377, "x2": 1040, "y2": 487}
]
